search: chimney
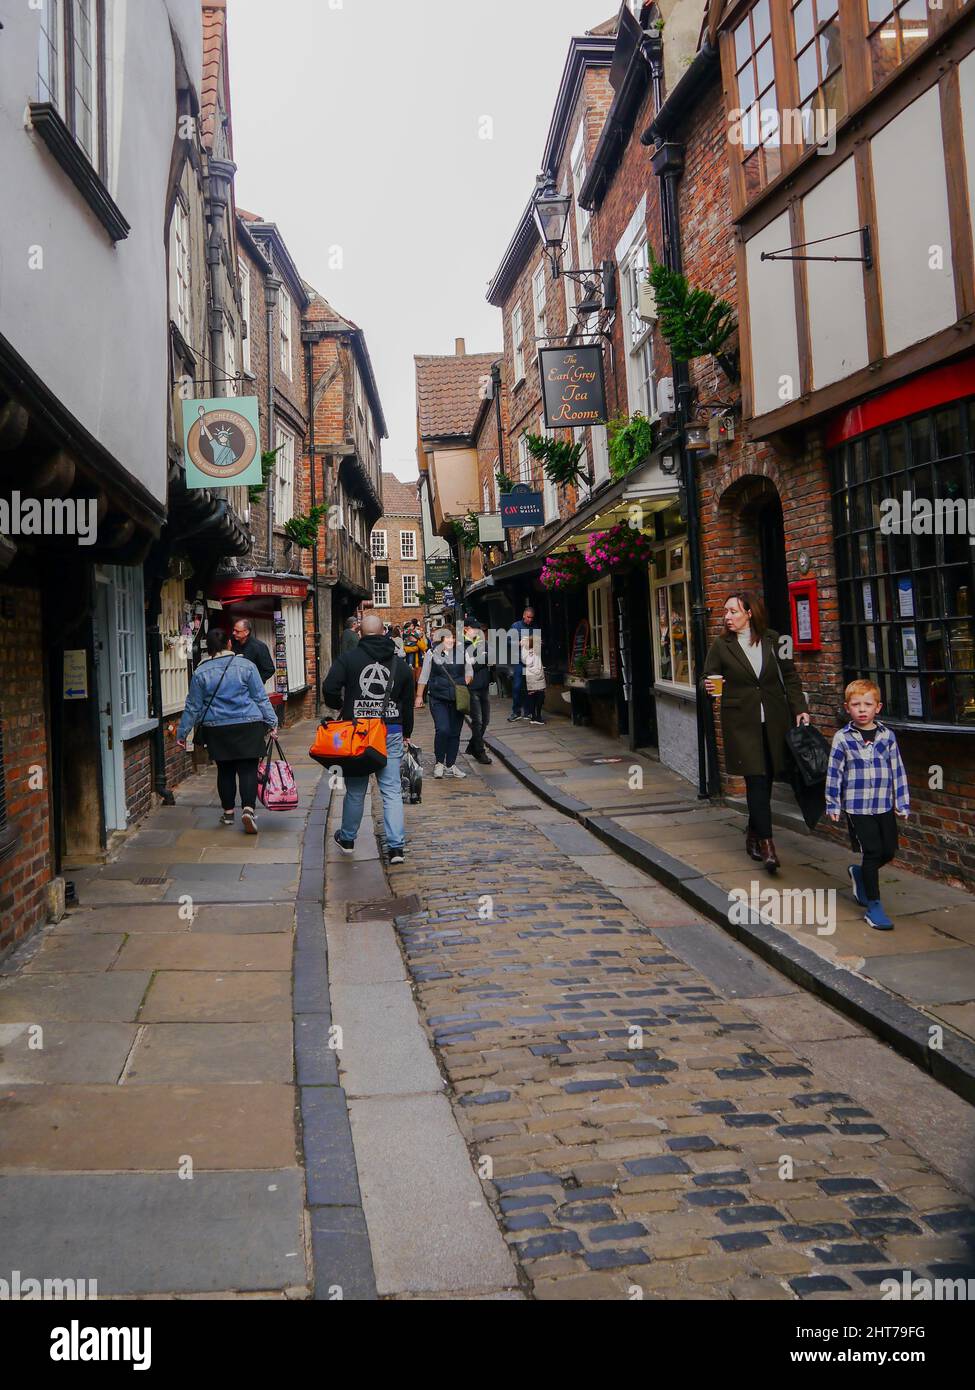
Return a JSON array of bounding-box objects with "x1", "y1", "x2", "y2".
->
[{"x1": 455, "y1": 338, "x2": 466, "y2": 356}]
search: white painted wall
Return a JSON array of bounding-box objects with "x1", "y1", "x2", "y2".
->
[
  {"x1": 0, "y1": 0, "x2": 202, "y2": 505},
  {"x1": 745, "y1": 211, "x2": 801, "y2": 417},
  {"x1": 959, "y1": 53, "x2": 975, "y2": 274},
  {"x1": 803, "y1": 159, "x2": 870, "y2": 390},
  {"x1": 871, "y1": 86, "x2": 956, "y2": 358}
]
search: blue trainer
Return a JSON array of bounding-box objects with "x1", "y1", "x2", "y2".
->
[
  {"x1": 848, "y1": 864, "x2": 867, "y2": 907},
  {"x1": 864, "y1": 899, "x2": 894, "y2": 931}
]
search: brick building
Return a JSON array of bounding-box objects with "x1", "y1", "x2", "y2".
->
[{"x1": 371, "y1": 474, "x2": 425, "y2": 627}]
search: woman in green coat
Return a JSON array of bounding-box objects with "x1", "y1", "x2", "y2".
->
[{"x1": 703, "y1": 591, "x2": 810, "y2": 872}]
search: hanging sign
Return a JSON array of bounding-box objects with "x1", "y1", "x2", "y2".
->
[
  {"x1": 478, "y1": 512, "x2": 505, "y2": 544},
  {"x1": 501, "y1": 484, "x2": 544, "y2": 529},
  {"x1": 424, "y1": 558, "x2": 454, "y2": 602},
  {"x1": 182, "y1": 397, "x2": 262, "y2": 490},
  {"x1": 538, "y1": 345, "x2": 608, "y2": 428}
]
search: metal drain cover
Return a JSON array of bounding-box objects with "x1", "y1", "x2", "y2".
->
[
  {"x1": 347, "y1": 895, "x2": 420, "y2": 922},
  {"x1": 136, "y1": 876, "x2": 168, "y2": 886}
]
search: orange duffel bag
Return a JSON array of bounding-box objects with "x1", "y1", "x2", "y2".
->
[{"x1": 309, "y1": 716, "x2": 388, "y2": 775}]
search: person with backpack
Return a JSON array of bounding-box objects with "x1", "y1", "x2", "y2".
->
[
  {"x1": 322, "y1": 612, "x2": 415, "y2": 865},
  {"x1": 177, "y1": 627, "x2": 278, "y2": 835},
  {"x1": 415, "y1": 626, "x2": 474, "y2": 779},
  {"x1": 464, "y1": 619, "x2": 493, "y2": 765}
]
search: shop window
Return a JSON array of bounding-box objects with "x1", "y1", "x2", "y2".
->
[
  {"x1": 37, "y1": 0, "x2": 106, "y2": 173},
  {"x1": 159, "y1": 577, "x2": 190, "y2": 717},
  {"x1": 371, "y1": 529, "x2": 388, "y2": 560},
  {"x1": 512, "y1": 304, "x2": 526, "y2": 383},
  {"x1": 830, "y1": 397, "x2": 975, "y2": 727},
  {"x1": 651, "y1": 540, "x2": 694, "y2": 690},
  {"x1": 254, "y1": 618, "x2": 277, "y2": 693},
  {"x1": 400, "y1": 530, "x2": 417, "y2": 561},
  {"x1": 403, "y1": 574, "x2": 419, "y2": 607},
  {"x1": 588, "y1": 576, "x2": 613, "y2": 677},
  {"x1": 275, "y1": 425, "x2": 296, "y2": 525},
  {"x1": 112, "y1": 566, "x2": 148, "y2": 733},
  {"x1": 866, "y1": 0, "x2": 932, "y2": 88},
  {"x1": 283, "y1": 601, "x2": 306, "y2": 690},
  {"x1": 791, "y1": 0, "x2": 846, "y2": 147},
  {"x1": 373, "y1": 581, "x2": 390, "y2": 608},
  {"x1": 732, "y1": 0, "x2": 781, "y2": 200}
]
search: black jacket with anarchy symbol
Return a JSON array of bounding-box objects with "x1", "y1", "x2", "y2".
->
[{"x1": 322, "y1": 633, "x2": 415, "y2": 739}]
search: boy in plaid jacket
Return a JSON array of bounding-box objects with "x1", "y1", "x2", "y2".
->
[{"x1": 825, "y1": 679, "x2": 910, "y2": 931}]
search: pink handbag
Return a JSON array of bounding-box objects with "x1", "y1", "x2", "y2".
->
[{"x1": 257, "y1": 733, "x2": 300, "y2": 810}]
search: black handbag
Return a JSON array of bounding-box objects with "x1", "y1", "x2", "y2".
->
[
  {"x1": 193, "y1": 655, "x2": 236, "y2": 749},
  {"x1": 785, "y1": 722, "x2": 831, "y2": 787}
]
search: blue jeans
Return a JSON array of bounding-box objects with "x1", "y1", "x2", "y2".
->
[
  {"x1": 429, "y1": 696, "x2": 463, "y2": 767},
  {"x1": 340, "y1": 730, "x2": 405, "y2": 851},
  {"x1": 511, "y1": 666, "x2": 526, "y2": 716}
]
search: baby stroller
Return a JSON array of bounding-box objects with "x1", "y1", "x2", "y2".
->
[{"x1": 401, "y1": 742, "x2": 423, "y2": 805}]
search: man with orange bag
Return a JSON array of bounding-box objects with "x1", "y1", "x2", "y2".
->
[{"x1": 322, "y1": 612, "x2": 414, "y2": 865}]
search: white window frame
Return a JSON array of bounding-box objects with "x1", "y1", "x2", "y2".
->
[
  {"x1": 517, "y1": 432, "x2": 531, "y2": 486},
  {"x1": 274, "y1": 424, "x2": 296, "y2": 525},
  {"x1": 512, "y1": 303, "x2": 526, "y2": 383},
  {"x1": 283, "y1": 600, "x2": 307, "y2": 690},
  {"x1": 224, "y1": 312, "x2": 238, "y2": 395},
  {"x1": 239, "y1": 258, "x2": 252, "y2": 374},
  {"x1": 113, "y1": 566, "x2": 148, "y2": 734},
  {"x1": 159, "y1": 576, "x2": 189, "y2": 717},
  {"x1": 373, "y1": 581, "x2": 390, "y2": 608},
  {"x1": 591, "y1": 423, "x2": 611, "y2": 485},
  {"x1": 575, "y1": 429, "x2": 591, "y2": 502},
  {"x1": 171, "y1": 197, "x2": 192, "y2": 341},
  {"x1": 37, "y1": 0, "x2": 63, "y2": 109},
  {"x1": 650, "y1": 538, "x2": 695, "y2": 692},
  {"x1": 539, "y1": 417, "x2": 558, "y2": 524},
  {"x1": 587, "y1": 575, "x2": 613, "y2": 678},
  {"x1": 38, "y1": 1, "x2": 103, "y2": 171},
  {"x1": 571, "y1": 129, "x2": 592, "y2": 310},
  {"x1": 402, "y1": 574, "x2": 419, "y2": 607},
  {"x1": 400, "y1": 530, "x2": 417, "y2": 561},
  {"x1": 532, "y1": 263, "x2": 548, "y2": 344},
  {"x1": 620, "y1": 235, "x2": 656, "y2": 421},
  {"x1": 279, "y1": 285, "x2": 293, "y2": 378},
  {"x1": 370, "y1": 529, "x2": 388, "y2": 560}
]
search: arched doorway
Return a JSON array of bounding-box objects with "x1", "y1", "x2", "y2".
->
[
  {"x1": 717, "y1": 476, "x2": 789, "y2": 634},
  {"x1": 756, "y1": 493, "x2": 790, "y2": 635}
]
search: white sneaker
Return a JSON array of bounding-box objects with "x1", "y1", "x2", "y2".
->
[
  {"x1": 434, "y1": 763, "x2": 445, "y2": 779},
  {"x1": 448, "y1": 765, "x2": 467, "y2": 779}
]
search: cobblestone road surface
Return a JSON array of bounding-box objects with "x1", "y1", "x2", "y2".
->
[{"x1": 382, "y1": 742, "x2": 975, "y2": 1301}]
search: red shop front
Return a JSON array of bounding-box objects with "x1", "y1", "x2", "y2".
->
[{"x1": 208, "y1": 573, "x2": 310, "y2": 715}]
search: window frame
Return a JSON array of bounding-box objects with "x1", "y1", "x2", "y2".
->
[
  {"x1": 370, "y1": 529, "x2": 388, "y2": 560},
  {"x1": 171, "y1": 194, "x2": 192, "y2": 342},
  {"x1": 620, "y1": 237, "x2": 656, "y2": 421},
  {"x1": 112, "y1": 565, "x2": 148, "y2": 736},
  {"x1": 36, "y1": 0, "x2": 108, "y2": 175},
  {"x1": 402, "y1": 574, "x2": 419, "y2": 607},
  {"x1": 283, "y1": 600, "x2": 307, "y2": 691},
  {"x1": 278, "y1": 284, "x2": 293, "y2": 379},
  {"x1": 400, "y1": 530, "x2": 417, "y2": 561},
  {"x1": 512, "y1": 303, "x2": 526, "y2": 384},
  {"x1": 159, "y1": 576, "x2": 190, "y2": 717},
  {"x1": 532, "y1": 263, "x2": 548, "y2": 344},
  {"x1": 373, "y1": 581, "x2": 390, "y2": 608},
  {"x1": 790, "y1": 0, "x2": 846, "y2": 150},
  {"x1": 650, "y1": 538, "x2": 695, "y2": 693},
  {"x1": 274, "y1": 424, "x2": 296, "y2": 526},
  {"x1": 587, "y1": 575, "x2": 614, "y2": 677},
  {"x1": 239, "y1": 257, "x2": 252, "y2": 374}
]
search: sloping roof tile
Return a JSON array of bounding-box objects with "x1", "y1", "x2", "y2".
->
[
  {"x1": 415, "y1": 352, "x2": 500, "y2": 440},
  {"x1": 381, "y1": 473, "x2": 420, "y2": 517},
  {"x1": 201, "y1": 2, "x2": 227, "y2": 152}
]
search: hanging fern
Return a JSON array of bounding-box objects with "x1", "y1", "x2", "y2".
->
[
  {"x1": 647, "y1": 253, "x2": 738, "y2": 379},
  {"x1": 248, "y1": 445, "x2": 283, "y2": 503},
  {"x1": 450, "y1": 511, "x2": 481, "y2": 551},
  {"x1": 283, "y1": 504, "x2": 328, "y2": 549},
  {"x1": 495, "y1": 467, "x2": 514, "y2": 494},
  {"x1": 526, "y1": 433, "x2": 588, "y2": 488},
  {"x1": 608, "y1": 413, "x2": 655, "y2": 480}
]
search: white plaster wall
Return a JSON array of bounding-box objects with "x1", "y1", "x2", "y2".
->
[
  {"x1": 871, "y1": 86, "x2": 956, "y2": 357},
  {"x1": 0, "y1": 0, "x2": 201, "y2": 505},
  {"x1": 802, "y1": 158, "x2": 870, "y2": 390},
  {"x1": 959, "y1": 52, "x2": 975, "y2": 274},
  {"x1": 745, "y1": 211, "x2": 801, "y2": 417}
]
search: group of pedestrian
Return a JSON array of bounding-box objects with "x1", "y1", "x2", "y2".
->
[{"x1": 505, "y1": 605, "x2": 546, "y2": 725}]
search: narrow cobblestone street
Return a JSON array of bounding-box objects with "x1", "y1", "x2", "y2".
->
[{"x1": 377, "y1": 713, "x2": 975, "y2": 1300}]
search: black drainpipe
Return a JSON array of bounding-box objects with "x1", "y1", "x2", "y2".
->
[
  {"x1": 645, "y1": 36, "x2": 720, "y2": 800},
  {"x1": 305, "y1": 335, "x2": 322, "y2": 713}
]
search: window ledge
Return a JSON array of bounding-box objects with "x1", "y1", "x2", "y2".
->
[
  {"x1": 122, "y1": 717, "x2": 160, "y2": 742},
  {"x1": 28, "y1": 103, "x2": 130, "y2": 243},
  {"x1": 654, "y1": 680, "x2": 697, "y2": 704}
]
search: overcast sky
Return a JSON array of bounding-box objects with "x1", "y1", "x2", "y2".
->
[{"x1": 229, "y1": 0, "x2": 615, "y2": 482}]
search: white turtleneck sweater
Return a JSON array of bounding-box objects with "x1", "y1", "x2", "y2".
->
[{"x1": 737, "y1": 630, "x2": 765, "y2": 722}]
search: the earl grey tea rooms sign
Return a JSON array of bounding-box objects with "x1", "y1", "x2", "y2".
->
[{"x1": 539, "y1": 346, "x2": 608, "y2": 430}]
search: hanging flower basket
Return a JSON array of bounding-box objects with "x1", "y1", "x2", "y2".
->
[
  {"x1": 540, "y1": 547, "x2": 589, "y2": 591},
  {"x1": 585, "y1": 522, "x2": 654, "y2": 576}
]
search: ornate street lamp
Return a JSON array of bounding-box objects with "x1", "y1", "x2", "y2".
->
[{"x1": 533, "y1": 173, "x2": 572, "y2": 275}]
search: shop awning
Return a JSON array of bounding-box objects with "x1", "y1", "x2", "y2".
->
[{"x1": 210, "y1": 573, "x2": 309, "y2": 603}]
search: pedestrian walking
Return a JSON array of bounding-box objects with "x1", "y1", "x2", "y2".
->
[
  {"x1": 506, "y1": 604, "x2": 537, "y2": 722},
  {"x1": 322, "y1": 613, "x2": 414, "y2": 865},
  {"x1": 464, "y1": 619, "x2": 493, "y2": 765},
  {"x1": 826, "y1": 679, "x2": 910, "y2": 931},
  {"x1": 404, "y1": 619, "x2": 427, "y2": 695},
  {"x1": 703, "y1": 591, "x2": 810, "y2": 873},
  {"x1": 521, "y1": 632, "x2": 547, "y2": 726},
  {"x1": 391, "y1": 625, "x2": 406, "y2": 659},
  {"x1": 231, "y1": 617, "x2": 275, "y2": 685},
  {"x1": 177, "y1": 627, "x2": 278, "y2": 835},
  {"x1": 339, "y1": 617, "x2": 360, "y2": 655},
  {"x1": 416, "y1": 626, "x2": 473, "y2": 779}
]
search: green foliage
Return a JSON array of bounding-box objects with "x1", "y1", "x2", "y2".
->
[
  {"x1": 248, "y1": 445, "x2": 283, "y2": 503},
  {"x1": 608, "y1": 413, "x2": 655, "y2": 480},
  {"x1": 495, "y1": 468, "x2": 514, "y2": 494},
  {"x1": 283, "y1": 504, "x2": 328, "y2": 549},
  {"x1": 450, "y1": 511, "x2": 481, "y2": 551},
  {"x1": 525, "y1": 432, "x2": 588, "y2": 488},
  {"x1": 647, "y1": 253, "x2": 736, "y2": 363}
]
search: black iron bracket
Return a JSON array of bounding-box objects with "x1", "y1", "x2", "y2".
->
[{"x1": 761, "y1": 225, "x2": 873, "y2": 271}]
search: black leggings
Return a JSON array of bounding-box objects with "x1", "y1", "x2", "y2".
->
[
  {"x1": 744, "y1": 726, "x2": 775, "y2": 840},
  {"x1": 848, "y1": 810, "x2": 899, "y2": 901},
  {"x1": 217, "y1": 758, "x2": 258, "y2": 811}
]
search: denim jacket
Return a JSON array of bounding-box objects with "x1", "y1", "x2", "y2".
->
[{"x1": 177, "y1": 655, "x2": 277, "y2": 742}]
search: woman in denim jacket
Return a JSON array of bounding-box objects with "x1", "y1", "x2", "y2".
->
[{"x1": 177, "y1": 627, "x2": 278, "y2": 834}]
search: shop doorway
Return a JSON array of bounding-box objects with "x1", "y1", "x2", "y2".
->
[
  {"x1": 757, "y1": 495, "x2": 790, "y2": 636},
  {"x1": 93, "y1": 576, "x2": 127, "y2": 832}
]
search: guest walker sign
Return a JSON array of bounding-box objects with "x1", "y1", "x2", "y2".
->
[{"x1": 538, "y1": 346, "x2": 608, "y2": 429}]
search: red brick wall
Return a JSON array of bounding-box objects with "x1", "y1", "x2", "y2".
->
[
  {"x1": 0, "y1": 585, "x2": 52, "y2": 955},
  {"x1": 122, "y1": 733, "x2": 152, "y2": 827}
]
